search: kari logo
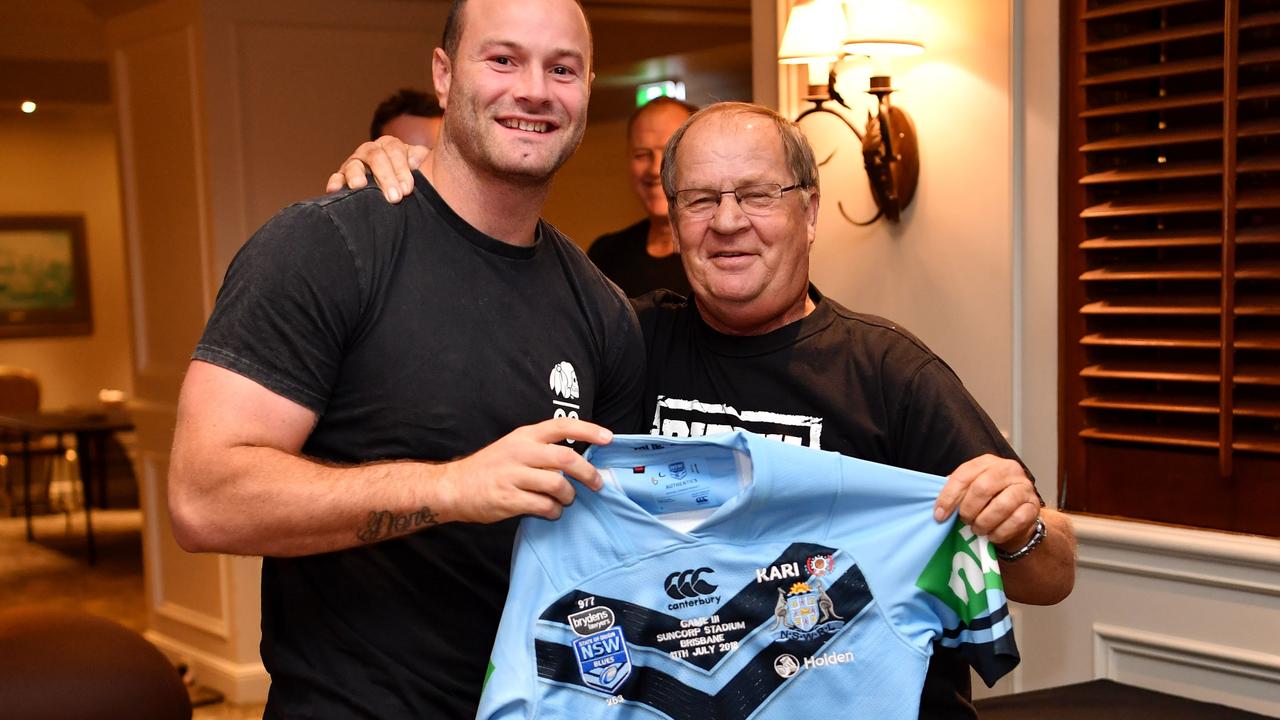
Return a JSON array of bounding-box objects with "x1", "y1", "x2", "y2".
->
[
  {"x1": 754, "y1": 560, "x2": 802, "y2": 584},
  {"x1": 664, "y1": 568, "x2": 718, "y2": 600},
  {"x1": 773, "y1": 654, "x2": 800, "y2": 678},
  {"x1": 573, "y1": 627, "x2": 632, "y2": 694},
  {"x1": 550, "y1": 361, "x2": 580, "y2": 400}
]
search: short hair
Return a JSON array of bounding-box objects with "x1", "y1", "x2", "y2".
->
[
  {"x1": 661, "y1": 101, "x2": 820, "y2": 199},
  {"x1": 370, "y1": 89, "x2": 443, "y2": 141},
  {"x1": 627, "y1": 96, "x2": 699, "y2": 140},
  {"x1": 442, "y1": 0, "x2": 467, "y2": 60},
  {"x1": 441, "y1": 0, "x2": 591, "y2": 66}
]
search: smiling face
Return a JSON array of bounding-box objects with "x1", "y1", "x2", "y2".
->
[
  {"x1": 670, "y1": 111, "x2": 819, "y2": 336},
  {"x1": 433, "y1": 0, "x2": 592, "y2": 185},
  {"x1": 628, "y1": 102, "x2": 694, "y2": 220}
]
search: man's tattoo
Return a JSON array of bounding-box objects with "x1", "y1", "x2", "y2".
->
[{"x1": 356, "y1": 506, "x2": 440, "y2": 543}]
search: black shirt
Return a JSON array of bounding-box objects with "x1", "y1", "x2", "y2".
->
[
  {"x1": 195, "y1": 174, "x2": 645, "y2": 719},
  {"x1": 633, "y1": 287, "x2": 1028, "y2": 720},
  {"x1": 588, "y1": 218, "x2": 691, "y2": 298}
]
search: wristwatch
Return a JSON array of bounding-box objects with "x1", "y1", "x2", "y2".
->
[{"x1": 995, "y1": 515, "x2": 1046, "y2": 563}]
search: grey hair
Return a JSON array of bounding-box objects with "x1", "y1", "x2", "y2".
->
[{"x1": 660, "y1": 101, "x2": 820, "y2": 200}]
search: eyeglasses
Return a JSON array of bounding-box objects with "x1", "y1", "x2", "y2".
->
[{"x1": 671, "y1": 183, "x2": 802, "y2": 218}]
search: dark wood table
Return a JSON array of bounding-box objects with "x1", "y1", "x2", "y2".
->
[
  {"x1": 974, "y1": 679, "x2": 1274, "y2": 719},
  {"x1": 0, "y1": 408, "x2": 134, "y2": 564}
]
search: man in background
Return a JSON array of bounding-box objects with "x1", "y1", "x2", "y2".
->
[
  {"x1": 370, "y1": 87, "x2": 444, "y2": 147},
  {"x1": 587, "y1": 96, "x2": 696, "y2": 296}
]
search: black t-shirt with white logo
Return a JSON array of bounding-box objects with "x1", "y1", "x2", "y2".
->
[
  {"x1": 195, "y1": 174, "x2": 645, "y2": 719},
  {"x1": 632, "y1": 287, "x2": 1029, "y2": 720}
]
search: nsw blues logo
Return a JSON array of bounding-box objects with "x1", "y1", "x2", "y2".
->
[
  {"x1": 572, "y1": 626, "x2": 632, "y2": 694},
  {"x1": 772, "y1": 580, "x2": 844, "y2": 642}
]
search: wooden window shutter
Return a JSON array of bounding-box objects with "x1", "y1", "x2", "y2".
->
[{"x1": 1061, "y1": 0, "x2": 1280, "y2": 535}]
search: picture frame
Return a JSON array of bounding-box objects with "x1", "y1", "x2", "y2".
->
[{"x1": 0, "y1": 215, "x2": 93, "y2": 339}]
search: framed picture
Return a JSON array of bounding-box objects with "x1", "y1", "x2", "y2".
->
[{"x1": 0, "y1": 216, "x2": 93, "y2": 339}]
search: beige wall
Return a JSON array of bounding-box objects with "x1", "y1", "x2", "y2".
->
[
  {"x1": 0, "y1": 107, "x2": 133, "y2": 409},
  {"x1": 784, "y1": 0, "x2": 1017, "y2": 453},
  {"x1": 544, "y1": 117, "x2": 636, "y2": 248}
]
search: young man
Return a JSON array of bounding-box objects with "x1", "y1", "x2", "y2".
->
[
  {"x1": 587, "y1": 96, "x2": 697, "y2": 297},
  {"x1": 168, "y1": 1, "x2": 643, "y2": 717}
]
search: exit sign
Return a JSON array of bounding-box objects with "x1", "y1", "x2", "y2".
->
[{"x1": 636, "y1": 80, "x2": 686, "y2": 107}]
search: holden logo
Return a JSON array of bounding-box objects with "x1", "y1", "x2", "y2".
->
[
  {"x1": 664, "y1": 568, "x2": 718, "y2": 599},
  {"x1": 774, "y1": 654, "x2": 800, "y2": 678},
  {"x1": 549, "y1": 361, "x2": 579, "y2": 400}
]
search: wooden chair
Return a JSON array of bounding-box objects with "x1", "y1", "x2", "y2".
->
[{"x1": 0, "y1": 366, "x2": 60, "y2": 516}]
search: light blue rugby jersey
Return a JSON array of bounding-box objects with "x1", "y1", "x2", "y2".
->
[{"x1": 478, "y1": 431, "x2": 1018, "y2": 720}]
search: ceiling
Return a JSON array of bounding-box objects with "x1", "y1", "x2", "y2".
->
[{"x1": 0, "y1": 0, "x2": 752, "y2": 115}]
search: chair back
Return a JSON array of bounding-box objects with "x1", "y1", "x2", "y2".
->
[
  {"x1": 0, "y1": 607, "x2": 193, "y2": 720},
  {"x1": 0, "y1": 366, "x2": 40, "y2": 414}
]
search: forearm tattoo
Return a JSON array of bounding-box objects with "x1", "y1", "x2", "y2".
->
[{"x1": 356, "y1": 506, "x2": 440, "y2": 543}]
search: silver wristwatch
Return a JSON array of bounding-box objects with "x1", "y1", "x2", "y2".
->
[{"x1": 995, "y1": 516, "x2": 1046, "y2": 563}]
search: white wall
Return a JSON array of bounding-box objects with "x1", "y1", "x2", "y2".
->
[{"x1": 758, "y1": 0, "x2": 1280, "y2": 713}]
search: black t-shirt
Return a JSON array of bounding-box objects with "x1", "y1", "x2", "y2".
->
[
  {"x1": 588, "y1": 218, "x2": 691, "y2": 298},
  {"x1": 194, "y1": 174, "x2": 645, "y2": 719},
  {"x1": 633, "y1": 286, "x2": 1027, "y2": 720}
]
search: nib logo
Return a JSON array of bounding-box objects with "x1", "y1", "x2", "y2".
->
[{"x1": 549, "y1": 361, "x2": 580, "y2": 400}]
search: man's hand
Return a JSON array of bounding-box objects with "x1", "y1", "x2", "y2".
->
[
  {"x1": 933, "y1": 454, "x2": 1040, "y2": 551},
  {"x1": 436, "y1": 417, "x2": 614, "y2": 524},
  {"x1": 325, "y1": 135, "x2": 428, "y2": 204}
]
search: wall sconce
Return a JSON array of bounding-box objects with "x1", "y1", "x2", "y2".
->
[{"x1": 778, "y1": 0, "x2": 922, "y2": 225}]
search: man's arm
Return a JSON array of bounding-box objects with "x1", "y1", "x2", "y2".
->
[
  {"x1": 933, "y1": 454, "x2": 1076, "y2": 605},
  {"x1": 168, "y1": 360, "x2": 612, "y2": 557},
  {"x1": 324, "y1": 135, "x2": 426, "y2": 203}
]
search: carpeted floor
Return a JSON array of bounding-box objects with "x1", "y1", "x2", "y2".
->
[
  {"x1": 0, "y1": 508, "x2": 148, "y2": 632},
  {"x1": 0, "y1": 509, "x2": 265, "y2": 718}
]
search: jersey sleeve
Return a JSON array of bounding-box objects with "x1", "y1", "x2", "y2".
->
[
  {"x1": 830, "y1": 455, "x2": 1020, "y2": 688},
  {"x1": 477, "y1": 524, "x2": 556, "y2": 719},
  {"x1": 911, "y1": 519, "x2": 1020, "y2": 687},
  {"x1": 193, "y1": 202, "x2": 362, "y2": 413}
]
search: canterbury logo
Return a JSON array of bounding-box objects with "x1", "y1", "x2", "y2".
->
[
  {"x1": 664, "y1": 568, "x2": 718, "y2": 599},
  {"x1": 549, "y1": 361, "x2": 580, "y2": 400}
]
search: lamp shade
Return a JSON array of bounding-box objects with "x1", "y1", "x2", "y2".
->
[
  {"x1": 842, "y1": 0, "x2": 925, "y2": 57},
  {"x1": 778, "y1": 0, "x2": 847, "y2": 64}
]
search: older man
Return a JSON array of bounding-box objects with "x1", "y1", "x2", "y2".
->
[
  {"x1": 337, "y1": 102, "x2": 1076, "y2": 718},
  {"x1": 639, "y1": 102, "x2": 1075, "y2": 718},
  {"x1": 169, "y1": 0, "x2": 643, "y2": 717}
]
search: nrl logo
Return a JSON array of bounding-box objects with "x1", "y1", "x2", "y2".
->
[{"x1": 772, "y1": 580, "x2": 844, "y2": 641}]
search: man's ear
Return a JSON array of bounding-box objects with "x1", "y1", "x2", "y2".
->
[
  {"x1": 804, "y1": 189, "x2": 820, "y2": 248},
  {"x1": 432, "y1": 48, "x2": 452, "y2": 109}
]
